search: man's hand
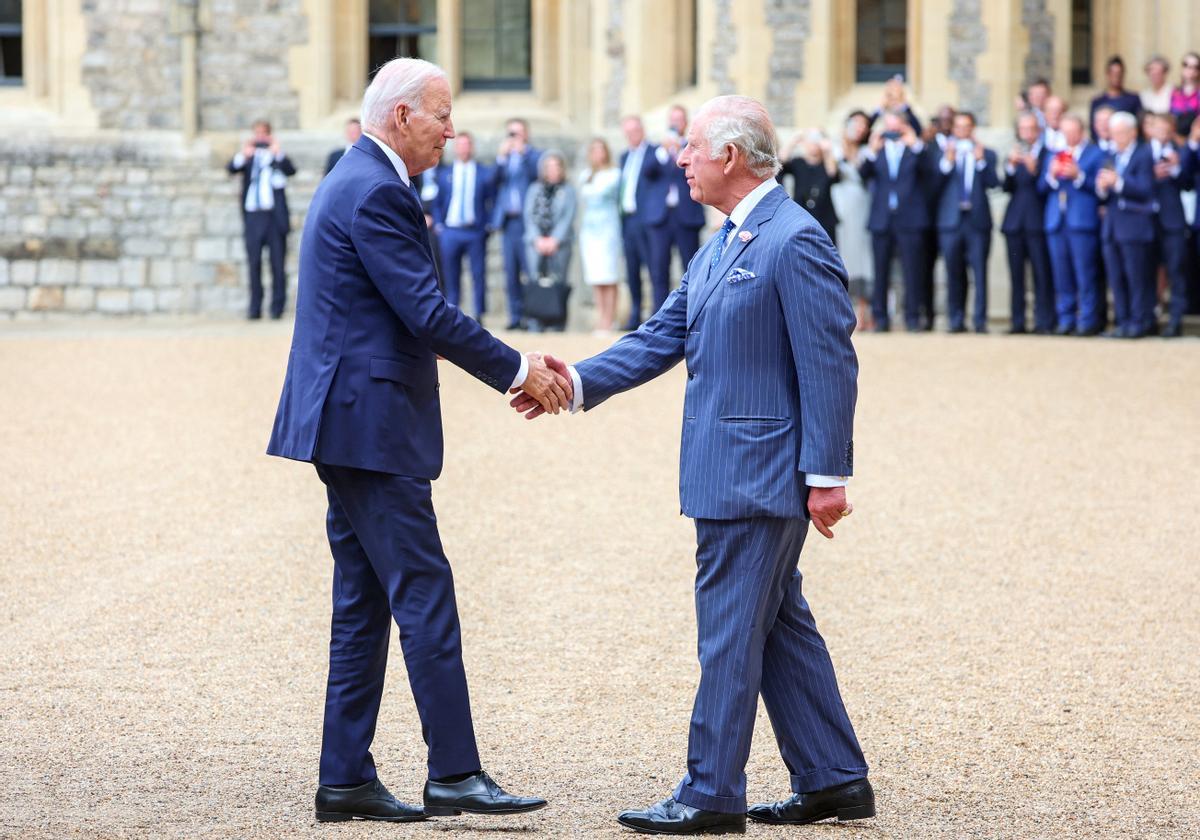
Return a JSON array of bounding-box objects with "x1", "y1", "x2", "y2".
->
[
  {"x1": 1096, "y1": 168, "x2": 1117, "y2": 192},
  {"x1": 269, "y1": 138, "x2": 281, "y2": 157},
  {"x1": 1190, "y1": 119, "x2": 1200, "y2": 144},
  {"x1": 901, "y1": 125, "x2": 918, "y2": 147},
  {"x1": 1154, "y1": 160, "x2": 1174, "y2": 180},
  {"x1": 869, "y1": 132, "x2": 885, "y2": 154},
  {"x1": 510, "y1": 353, "x2": 571, "y2": 417},
  {"x1": 973, "y1": 139, "x2": 986, "y2": 162},
  {"x1": 242, "y1": 140, "x2": 256, "y2": 158},
  {"x1": 808, "y1": 486, "x2": 853, "y2": 540},
  {"x1": 944, "y1": 142, "x2": 957, "y2": 164},
  {"x1": 510, "y1": 355, "x2": 572, "y2": 419}
]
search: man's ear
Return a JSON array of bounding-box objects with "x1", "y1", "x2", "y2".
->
[
  {"x1": 723, "y1": 144, "x2": 738, "y2": 176},
  {"x1": 394, "y1": 103, "x2": 409, "y2": 130}
]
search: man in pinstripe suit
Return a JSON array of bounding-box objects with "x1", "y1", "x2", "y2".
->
[{"x1": 511, "y1": 96, "x2": 873, "y2": 835}]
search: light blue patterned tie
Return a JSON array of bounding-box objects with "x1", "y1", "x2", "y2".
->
[{"x1": 708, "y1": 217, "x2": 736, "y2": 278}]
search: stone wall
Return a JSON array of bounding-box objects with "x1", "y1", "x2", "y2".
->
[
  {"x1": 81, "y1": 0, "x2": 183, "y2": 130},
  {"x1": 764, "y1": 0, "x2": 812, "y2": 128},
  {"x1": 0, "y1": 136, "x2": 321, "y2": 318},
  {"x1": 948, "y1": 0, "x2": 990, "y2": 123}
]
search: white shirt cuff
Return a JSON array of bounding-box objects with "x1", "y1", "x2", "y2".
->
[
  {"x1": 232, "y1": 152, "x2": 246, "y2": 167},
  {"x1": 1045, "y1": 174, "x2": 1060, "y2": 189},
  {"x1": 910, "y1": 140, "x2": 925, "y2": 154},
  {"x1": 509, "y1": 354, "x2": 529, "y2": 391},
  {"x1": 861, "y1": 150, "x2": 878, "y2": 162},
  {"x1": 939, "y1": 158, "x2": 954, "y2": 174},
  {"x1": 568, "y1": 365, "x2": 584, "y2": 413},
  {"x1": 1073, "y1": 173, "x2": 1087, "y2": 189},
  {"x1": 655, "y1": 146, "x2": 670, "y2": 165},
  {"x1": 1005, "y1": 163, "x2": 1017, "y2": 176},
  {"x1": 1114, "y1": 177, "x2": 1125, "y2": 195},
  {"x1": 975, "y1": 159, "x2": 987, "y2": 171},
  {"x1": 806, "y1": 474, "x2": 848, "y2": 488}
]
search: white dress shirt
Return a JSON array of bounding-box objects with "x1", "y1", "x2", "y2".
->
[
  {"x1": 569, "y1": 177, "x2": 847, "y2": 488},
  {"x1": 446, "y1": 160, "x2": 478, "y2": 227},
  {"x1": 621, "y1": 143, "x2": 648, "y2": 213},
  {"x1": 231, "y1": 148, "x2": 288, "y2": 212},
  {"x1": 938, "y1": 141, "x2": 989, "y2": 196},
  {"x1": 363, "y1": 133, "x2": 527, "y2": 390}
]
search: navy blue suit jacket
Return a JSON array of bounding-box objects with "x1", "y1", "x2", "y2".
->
[
  {"x1": 1150, "y1": 143, "x2": 1192, "y2": 232},
  {"x1": 619, "y1": 144, "x2": 670, "y2": 226},
  {"x1": 266, "y1": 136, "x2": 521, "y2": 478},
  {"x1": 666, "y1": 145, "x2": 706, "y2": 228},
  {"x1": 1001, "y1": 148, "x2": 1050, "y2": 234},
  {"x1": 935, "y1": 147, "x2": 1000, "y2": 231},
  {"x1": 1039, "y1": 144, "x2": 1104, "y2": 233},
  {"x1": 575, "y1": 186, "x2": 857, "y2": 520},
  {"x1": 431, "y1": 161, "x2": 496, "y2": 233},
  {"x1": 860, "y1": 142, "x2": 937, "y2": 232},
  {"x1": 491, "y1": 146, "x2": 542, "y2": 227},
  {"x1": 1100, "y1": 143, "x2": 1156, "y2": 244}
]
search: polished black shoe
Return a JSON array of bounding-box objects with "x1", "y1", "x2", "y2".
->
[
  {"x1": 871, "y1": 323, "x2": 890, "y2": 333},
  {"x1": 314, "y1": 778, "x2": 426, "y2": 823},
  {"x1": 423, "y1": 770, "x2": 546, "y2": 815},
  {"x1": 505, "y1": 320, "x2": 525, "y2": 331},
  {"x1": 747, "y1": 778, "x2": 875, "y2": 826},
  {"x1": 1054, "y1": 324, "x2": 1074, "y2": 336},
  {"x1": 1007, "y1": 326, "x2": 1027, "y2": 335},
  {"x1": 617, "y1": 797, "x2": 745, "y2": 835},
  {"x1": 947, "y1": 325, "x2": 967, "y2": 334},
  {"x1": 1074, "y1": 325, "x2": 1102, "y2": 337},
  {"x1": 1162, "y1": 323, "x2": 1182, "y2": 338}
]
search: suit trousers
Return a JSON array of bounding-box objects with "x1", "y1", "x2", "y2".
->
[
  {"x1": 1153, "y1": 222, "x2": 1189, "y2": 328},
  {"x1": 1102, "y1": 239, "x2": 1151, "y2": 334},
  {"x1": 500, "y1": 215, "x2": 531, "y2": 325},
  {"x1": 440, "y1": 227, "x2": 488, "y2": 317},
  {"x1": 650, "y1": 217, "x2": 703, "y2": 309},
  {"x1": 871, "y1": 224, "x2": 926, "y2": 330},
  {"x1": 939, "y1": 219, "x2": 991, "y2": 331},
  {"x1": 313, "y1": 463, "x2": 482, "y2": 787},
  {"x1": 672, "y1": 516, "x2": 868, "y2": 814},
  {"x1": 1046, "y1": 230, "x2": 1101, "y2": 331},
  {"x1": 1005, "y1": 231, "x2": 1055, "y2": 332},
  {"x1": 243, "y1": 210, "x2": 287, "y2": 318},
  {"x1": 622, "y1": 215, "x2": 656, "y2": 325}
]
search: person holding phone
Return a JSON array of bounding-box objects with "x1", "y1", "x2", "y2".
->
[
  {"x1": 1147, "y1": 113, "x2": 1193, "y2": 337},
  {"x1": 1002, "y1": 112, "x2": 1055, "y2": 334},
  {"x1": 492, "y1": 118, "x2": 543, "y2": 330},
  {"x1": 226, "y1": 119, "x2": 297, "y2": 320}
]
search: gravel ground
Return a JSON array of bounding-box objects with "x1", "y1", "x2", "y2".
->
[{"x1": 1, "y1": 319, "x2": 1198, "y2": 839}]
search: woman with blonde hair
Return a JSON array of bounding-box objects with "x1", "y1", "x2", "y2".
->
[{"x1": 577, "y1": 138, "x2": 622, "y2": 333}]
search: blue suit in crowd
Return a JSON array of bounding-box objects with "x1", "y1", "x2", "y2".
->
[
  {"x1": 573, "y1": 183, "x2": 867, "y2": 815},
  {"x1": 492, "y1": 144, "x2": 542, "y2": 327},
  {"x1": 1039, "y1": 142, "x2": 1105, "y2": 333},
  {"x1": 935, "y1": 143, "x2": 1000, "y2": 331},
  {"x1": 860, "y1": 138, "x2": 937, "y2": 330},
  {"x1": 432, "y1": 158, "x2": 496, "y2": 318},
  {"x1": 619, "y1": 142, "x2": 671, "y2": 326},
  {"x1": 1099, "y1": 141, "x2": 1156, "y2": 336},
  {"x1": 267, "y1": 135, "x2": 523, "y2": 787},
  {"x1": 651, "y1": 142, "x2": 707, "y2": 297},
  {"x1": 1149, "y1": 139, "x2": 1193, "y2": 333},
  {"x1": 1002, "y1": 146, "x2": 1055, "y2": 332}
]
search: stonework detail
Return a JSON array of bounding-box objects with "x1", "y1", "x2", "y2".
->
[
  {"x1": 0, "y1": 137, "x2": 322, "y2": 316},
  {"x1": 81, "y1": 0, "x2": 183, "y2": 130},
  {"x1": 711, "y1": 0, "x2": 737, "y2": 96},
  {"x1": 1022, "y1": 0, "x2": 1055, "y2": 85},
  {"x1": 603, "y1": 0, "x2": 626, "y2": 128},
  {"x1": 764, "y1": 0, "x2": 812, "y2": 127},
  {"x1": 948, "y1": 0, "x2": 990, "y2": 123}
]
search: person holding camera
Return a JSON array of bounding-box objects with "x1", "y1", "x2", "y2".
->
[
  {"x1": 492, "y1": 119, "x2": 543, "y2": 330},
  {"x1": 227, "y1": 120, "x2": 297, "y2": 320}
]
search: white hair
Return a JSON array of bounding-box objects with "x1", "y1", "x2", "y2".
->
[
  {"x1": 360, "y1": 58, "x2": 447, "y2": 132},
  {"x1": 1108, "y1": 110, "x2": 1138, "y2": 133},
  {"x1": 698, "y1": 95, "x2": 781, "y2": 178}
]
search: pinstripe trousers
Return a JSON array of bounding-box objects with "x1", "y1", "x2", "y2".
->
[{"x1": 672, "y1": 516, "x2": 868, "y2": 814}]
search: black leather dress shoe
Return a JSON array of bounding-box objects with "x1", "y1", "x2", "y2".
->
[
  {"x1": 747, "y1": 778, "x2": 875, "y2": 825},
  {"x1": 1162, "y1": 323, "x2": 1182, "y2": 338},
  {"x1": 423, "y1": 770, "x2": 546, "y2": 815},
  {"x1": 1054, "y1": 324, "x2": 1074, "y2": 336},
  {"x1": 1007, "y1": 326, "x2": 1027, "y2": 335},
  {"x1": 314, "y1": 778, "x2": 426, "y2": 823},
  {"x1": 617, "y1": 797, "x2": 745, "y2": 835}
]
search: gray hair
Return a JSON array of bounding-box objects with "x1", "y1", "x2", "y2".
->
[
  {"x1": 698, "y1": 95, "x2": 781, "y2": 178},
  {"x1": 361, "y1": 58, "x2": 447, "y2": 132},
  {"x1": 539, "y1": 149, "x2": 568, "y2": 181},
  {"x1": 1108, "y1": 110, "x2": 1138, "y2": 133}
]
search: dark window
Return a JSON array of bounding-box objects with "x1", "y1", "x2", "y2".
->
[
  {"x1": 0, "y1": 0, "x2": 21, "y2": 86},
  {"x1": 462, "y1": 0, "x2": 531, "y2": 91},
  {"x1": 856, "y1": 0, "x2": 906, "y2": 83},
  {"x1": 368, "y1": 0, "x2": 438, "y2": 80},
  {"x1": 1070, "y1": 0, "x2": 1092, "y2": 86}
]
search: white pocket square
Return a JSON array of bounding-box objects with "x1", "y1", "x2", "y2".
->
[{"x1": 725, "y1": 268, "x2": 757, "y2": 285}]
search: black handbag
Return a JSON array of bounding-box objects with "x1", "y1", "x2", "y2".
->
[{"x1": 522, "y1": 257, "x2": 571, "y2": 325}]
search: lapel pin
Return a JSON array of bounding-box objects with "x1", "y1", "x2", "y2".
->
[{"x1": 738, "y1": 231, "x2": 754, "y2": 243}]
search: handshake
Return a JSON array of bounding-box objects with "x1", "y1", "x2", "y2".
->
[{"x1": 512, "y1": 352, "x2": 575, "y2": 418}]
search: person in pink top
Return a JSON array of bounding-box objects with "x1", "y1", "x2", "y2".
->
[{"x1": 1169, "y1": 52, "x2": 1200, "y2": 137}]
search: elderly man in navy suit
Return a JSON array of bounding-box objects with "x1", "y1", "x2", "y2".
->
[
  {"x1": 935, "y1": 112, "x2": 1000, "y2": 333},
  {"x1": 1097, "y1": 111, "x2": 1156, "y2": 338},
  {"x1": 432, "y1": 131, "x2": 496, "y2": 321},
  {"x1": 860, "y1": 109, "x2": 936, "y2": 332},
  {"x1": 513, "y1": 95, "x2": 872, "y2": 836},
  {"x1": 1039, "y1": 113, "x2": 1105, "y2": 335},
  {"x1": 1002, "y1": 111, "x2": 1055, "y2": 334},
  {"x1": 267, "y1": 58, "x2": 565, "y2": 825},
  {"x1": 619, "y1": 115, "x2": 671, "y2": 329}
]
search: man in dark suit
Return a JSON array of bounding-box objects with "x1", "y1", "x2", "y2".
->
[
  {"x1": 1147, "y1": 113, "x2": 1192, "y2": 337},
  {"x1": 921, "y1": 105, "x2": 957, "y2": 328},
  {"x1": 226, "y1": 120, "x2": 296, "y2": 320},
  {"x1": 491, "y1": 118, "x2": 542, "y2": 329},
  {"x1": 859, "y1": 109, "x2": 937, "y2": 331},
  {"x1": 267, "y1": 58, "x2": 567, "y2": 824},
  {"x1": 324, "y1": 118, "x2": 362, "y2": 176},
  {"x1": 432, "y1": 132, "x2": 495, "y2": 320},
  {"x1": 1096, "y1": 111, "x2": 1156, "y2": 338},
  {"x1": 1002, "y1": 111, "x2": 1055, "y2": 333},
  {"x1": 1039, "y1": 114, "x2": 1105, "y2": 335},
  {"x1": 513, "y1": 94, "x2": 872, "y2": 836},
  {"x1": 651, "y1": 105, "x2": 707, "y2": 297},
  {"x1": 619, "y1": 115, "x2": 670, "y2": 329},
  {"x1": 935, "y1": 112, "x2": 1000, "y2": 333}
]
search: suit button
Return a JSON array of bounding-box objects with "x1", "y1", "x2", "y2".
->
[{"x1": 688, "y1": 371, "x2": 695, "y2": 380}]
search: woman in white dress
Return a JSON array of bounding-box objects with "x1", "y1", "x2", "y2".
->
[
  {"x1": 831, "y1": 110, "x2": 875, "y2": 331},
  {"x1": 577, "y1": 138, "x2": 622, "y2": 333}
]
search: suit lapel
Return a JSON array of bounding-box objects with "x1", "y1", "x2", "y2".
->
[{"x1": 687, "y1": 186, "x2": 787, "y2": 328}]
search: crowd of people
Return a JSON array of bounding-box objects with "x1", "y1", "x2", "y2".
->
[{"x1": 229, "y1": 50, "x2": 1200, "y2": 338}]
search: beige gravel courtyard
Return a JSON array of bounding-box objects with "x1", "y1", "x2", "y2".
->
[{"x1": 1, "y1": 319, "x2": 1198, "y2": 839}]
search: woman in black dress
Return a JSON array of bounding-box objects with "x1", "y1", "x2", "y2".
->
[{"x1": 779, "y1": 129, "x2": 840, "y2": 245}]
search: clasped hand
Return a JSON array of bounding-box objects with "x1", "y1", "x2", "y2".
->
[{"x1": 512, "y1": 352, "x2": 573, "y2": 416}]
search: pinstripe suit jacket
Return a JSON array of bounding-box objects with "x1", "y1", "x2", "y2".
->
[{"x1": 575, "y1": 185, "x2": 857, "y2": 520}]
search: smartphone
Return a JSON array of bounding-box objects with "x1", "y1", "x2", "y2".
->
[{"x1": 882, "y1": 131, "x2": 901, "y2": 141}]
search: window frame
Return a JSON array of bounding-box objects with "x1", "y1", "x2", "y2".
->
[
  {"x1": 854, "y1": 0, "x2": 907, "y2": 84},
  {"x1": 0, "y1": 5, "x2": 23, "y2": 87},
  {"x1": 460, "y1": 0, "x2": 532, "y2": 92}
]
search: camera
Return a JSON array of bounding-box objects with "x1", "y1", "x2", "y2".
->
[{"x1": 882, "y1": 131, "x2": 900, "y2": 141}]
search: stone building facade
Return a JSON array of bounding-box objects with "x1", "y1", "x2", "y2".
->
[{"x1": 2, "y1": 0, "x2": 1199, "y2": 319}]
